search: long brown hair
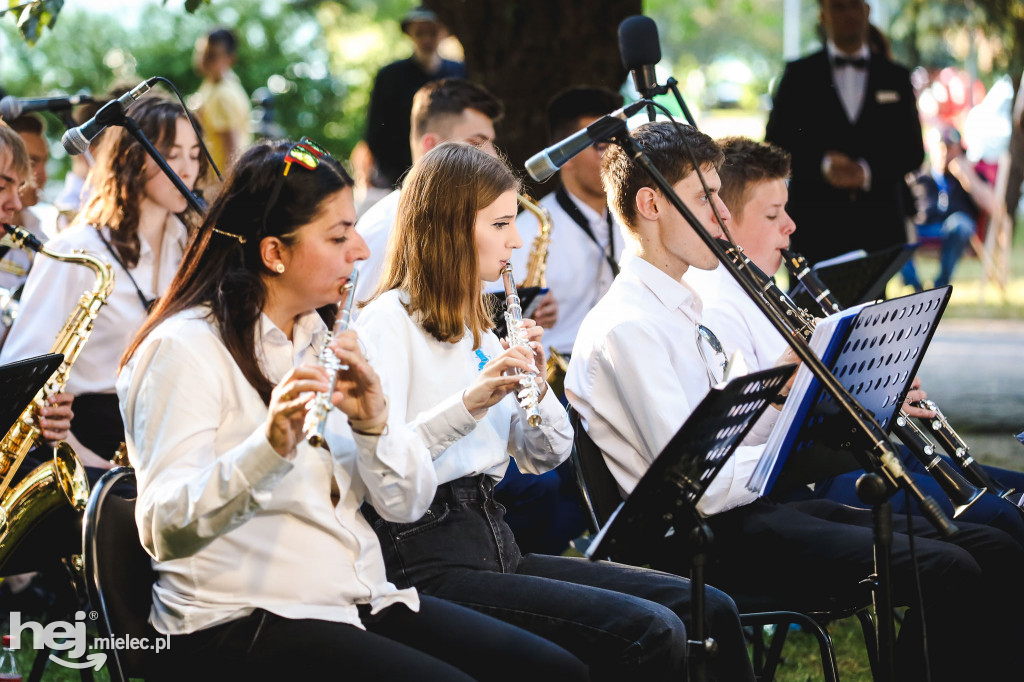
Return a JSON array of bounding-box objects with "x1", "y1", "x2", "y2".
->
[
  {"x1": 121, "y1": 140, "x2": 353, "y2": 404},
  {"x1": 78, "y1": 95, "x2": 209, "y2": 268},
  {"x1": 372, "y1": 142, "x2": 519, "y2": 349}
]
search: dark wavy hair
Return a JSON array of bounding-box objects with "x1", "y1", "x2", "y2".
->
[
  {"x1": 121, "y1": 140, "x2": 354, "y2": 404},
  {"x1": 78, "y1": 95, "x2": 209, "y2": 268}
]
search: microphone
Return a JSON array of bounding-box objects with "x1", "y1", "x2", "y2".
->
[
  {"x1": 0, "y1": 93, "x2": 94, "y2": 120},
  {"x1": 618, "y1": 15, "x2": 662, "y2": 98},
  {"x1": 61, "y1": 79, "x2": 154, "y2": 155},
  {"x1": 525, "y1": 100, "x2": 647, "y2": 182}
]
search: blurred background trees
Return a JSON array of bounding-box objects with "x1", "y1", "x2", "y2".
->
[{"x1": 1, "y1": 0, "x2": 1022, "y2": 209}]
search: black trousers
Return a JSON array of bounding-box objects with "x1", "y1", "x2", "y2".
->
[
  {"x1": 153, "y1": 596, "x2": 587, "y2": 682},
  {"x1": 698, "y1": 498, "x2": 1024, "y2": 682},
  {"x1": 367, "y1": 475, "x2": 755, "y2": 682}
]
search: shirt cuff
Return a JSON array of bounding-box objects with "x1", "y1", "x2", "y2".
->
[
  {"x1": 857, "y1": 158, "x2": 872, "y2": 191},
  {"x1": 415, "y1": 390, "x2": 478, "y2": 459},
  {"x1": 238, "y1": 428, "x2": 294, "y2": 505}
]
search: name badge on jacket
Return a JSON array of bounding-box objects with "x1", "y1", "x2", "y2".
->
[{"x1": 875, "y1": 90, "x2": 900, "y2": 104}]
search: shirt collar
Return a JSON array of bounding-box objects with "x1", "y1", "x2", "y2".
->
[
  {"x1": 622, "y1": 256, "x2": 703, "y2": 320},
  {"x1": 564, "y1": 187, "x2": 605, "y2": 225},
  {"x1": 135, "y1": 215, "x2": 188, "y2": 260},
  {"x1": 826, "y1": 41, "x2": 870, "y2": 63},
  {"x1": 258, "y1": 310, "x2": 329, "y2": 358}
]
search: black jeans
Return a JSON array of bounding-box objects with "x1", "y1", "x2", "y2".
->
[
  {"x1": 366, "y1": 474, "x2": 754, "y2": 682},
  {"x1": 703, "y1": 498, "x2": 1024, "y2": 682},
  {"x1": 153, "y1": 596, "x2": 587, "y2": 682}
]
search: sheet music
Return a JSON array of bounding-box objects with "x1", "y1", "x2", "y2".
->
[{"x1": 747, "y1": 302, "x2": 871, "y2": 495}]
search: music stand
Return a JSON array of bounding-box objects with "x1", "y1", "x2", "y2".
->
[
  {"x1": 760, "y1": 287, "x2": 952, "y2": 497},
  {"x1": 791, "y1": 243, "x2": 918, "y2": 310},
  {"x1": 585, "y1": 364, "x2": 795, "y2": 682},
  {"x1": 0, "y1": 353, "x2": 63, "y2": 435}
]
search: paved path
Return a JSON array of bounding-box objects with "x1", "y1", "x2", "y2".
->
[{"x1": 917, "y1": 318, "x2": 1024, "y2": 433}]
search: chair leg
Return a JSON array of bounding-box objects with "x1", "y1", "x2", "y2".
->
[
  {"x1": 741, "y1": 611, "x2": 841, "y2": 682},
  {"x1": 856, "y1": 609, "x2": 879, "y2": 680}
]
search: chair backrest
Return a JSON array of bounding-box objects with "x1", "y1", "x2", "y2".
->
[
  {"x1": 83, "y1": 467, "x2": 157, "y2": 682},
  {"x1": 568, "y1": 407, "x2": 625, "y2": 531}
]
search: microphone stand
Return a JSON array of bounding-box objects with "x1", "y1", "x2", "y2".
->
[
  {"x1": 119, "y1": 113, "x2": 206, "y2": 214},
  {"x1": 598, "y1": 120, "x2": 957, "y2": 682},
  {"x1": 637, "y1": 76, "x2": 698, "y2": 128}
]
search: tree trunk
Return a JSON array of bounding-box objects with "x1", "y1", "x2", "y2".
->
[{"x1": 425, "y1": 0, "x2": 642, "y2": 197}]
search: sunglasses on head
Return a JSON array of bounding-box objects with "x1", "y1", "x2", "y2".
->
[{"x1": 261, "y1": 137, "x2": 333, "y2": 235}]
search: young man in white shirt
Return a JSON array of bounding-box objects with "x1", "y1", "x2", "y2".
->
[
  {"x1": 687, "y1": 135, "x2": 1024, "y2": 547},
  {"x1": 509, "y1": 87, "x2": 627, "y2": 360},
  {"x1": 566, "y1": 121, "x2": 1024, "y2": 681}
]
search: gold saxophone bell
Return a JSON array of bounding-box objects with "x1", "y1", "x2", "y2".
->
[{"x1": 0, "y1": 442, "x2": 90, "y2": 573}]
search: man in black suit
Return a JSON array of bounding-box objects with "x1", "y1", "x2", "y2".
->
[{"x1": 765, "y1": 0, "x2": 923, "y2": 266}]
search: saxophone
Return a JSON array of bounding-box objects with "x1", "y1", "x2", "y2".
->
[
  {"x1": 518, "y1": 194, "x2": 551, "y2": 290},
  {"x1": 304, "y1": 269, "x2": 359, "y2": 449},
  {"x1": 0, "y1": 224, "x2": 114, "y2": 570},
  {"x1": 517, "y1": 195, "x2": 567, "y2": 393}
]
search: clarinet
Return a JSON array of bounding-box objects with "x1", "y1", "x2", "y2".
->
[
  {"x1": 500, "y1": 263, "x2": 542, "y2": 427},
  {"x1": 778, "y1": 247, "x2": 991, "y2": 515},
  {"x1": 720, "y1": 241, "x2": 984, "y2": 516},
  {"x1": 304, "y1": 269, "x2": 359, "y2": 449}
]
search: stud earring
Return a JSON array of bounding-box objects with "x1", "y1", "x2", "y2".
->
[{"x1": 275, "y1": 263, "x2": 285, "y2": 274}]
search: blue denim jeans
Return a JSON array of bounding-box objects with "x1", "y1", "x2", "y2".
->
[
  {"x1": 365, "y1": 474, "x2": 754, "y2": 682},
  {"x1": 901, "y1": 211, "x2": 976, "y2": 289}
]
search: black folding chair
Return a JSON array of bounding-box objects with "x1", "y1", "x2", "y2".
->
[
  {"x1": 82, "y1": 467, "x2": 158, "y2": 682},
  {"x1": 568, "y1": 407, "x2": 876, "y2": 682}
]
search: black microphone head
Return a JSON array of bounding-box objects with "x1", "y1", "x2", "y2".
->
[{"x1": 618, "y1": 15, "x2": 662, "y2": 71}]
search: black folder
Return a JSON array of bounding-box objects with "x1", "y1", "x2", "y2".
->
[{"x1": 0, "y1": 353, "x2": 64, "y2": 435}]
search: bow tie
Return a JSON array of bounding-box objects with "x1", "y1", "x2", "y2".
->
[{"x1": 833, "y1": 55, "x2": 868, "y2": 69}]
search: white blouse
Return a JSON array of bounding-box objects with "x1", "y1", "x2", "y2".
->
[
  {"x1": 117, "y1": 307, "x2": 436, "y2": 635},
  {"x1": 0, "y1": 218, "x2": 186, "y2": 395},
  {"x1": 356, "y1": 288, "x2": 573, "y2": 486}
]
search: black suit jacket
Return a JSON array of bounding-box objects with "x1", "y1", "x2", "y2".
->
[{"x1": 765, "y1": 49, "x2": 924, "y2": 266}]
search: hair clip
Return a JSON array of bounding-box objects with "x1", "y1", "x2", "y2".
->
[{"x1": 211, "y1": 227, "x2": 247, "y2": 244}]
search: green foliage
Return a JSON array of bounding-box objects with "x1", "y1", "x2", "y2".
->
[
  {"x1": 0, "y1": 0, "x2": 419, "y2": 172},
  {"x1": 10, "y1": 0, "x2": 63, "y2": 46}
]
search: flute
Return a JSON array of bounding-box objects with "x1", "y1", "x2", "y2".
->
[
  {"x1": 304, "y1": 269, "x2": 359, "y2": 449},
  {"x1": 500, "y1": 263, "x2": 542, "y2": 427}
]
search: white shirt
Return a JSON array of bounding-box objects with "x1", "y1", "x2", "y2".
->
[
  {"x1": 0, "y1": 218, "x2": 186, "y2": 395},
  {"x1": 508, "y1": 188, "x2": 627, "y2": 355},
  {"x1": 356, "y1": 288, "x2": 573, "y2": 485},
  {"x1": 828, "y1": 41, "x2": 870, "y2": 124},
  {"x1": 352, "y1": 189, "x2": 402, "y2": 309},
  {"x1": 686, "y1": 265, "x2": 789, "y2": 373},
  {"x1": 117, "y1": 307, "x2": 435, "y2": 635},
  {"x1": 0, "y1": 211, "x2": 46, "y2": 319},
  {"x1": 566, "y1": 257, "x2": 768, "y2": 516}
]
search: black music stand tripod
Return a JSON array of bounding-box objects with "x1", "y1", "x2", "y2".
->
[{"x1": 586, "y1": 365, "x2": 795, "y2": 682}]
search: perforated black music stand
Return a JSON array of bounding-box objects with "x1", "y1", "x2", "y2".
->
[
  {"x1": 766, "y1": 287, "x2": 952, "y2": 497},
  {"x1": 790, "y1": 243, "x2": 917, "y2": 310},
  {"x1": 0, "y1": 353, "x2": 63, "y2": 434},
  {"x1": 585, "y1": 364, "x2": 794, "y2": 682}
]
